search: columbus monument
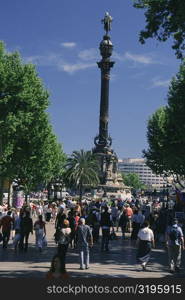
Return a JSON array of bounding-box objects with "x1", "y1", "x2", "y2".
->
[{"x1": 93, "y1": 13, "x2": 124, "y2": 194}]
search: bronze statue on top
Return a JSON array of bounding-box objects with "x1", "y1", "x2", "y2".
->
[{"x1": 101, "y1": 12, "x2": 113, "y2": 35}]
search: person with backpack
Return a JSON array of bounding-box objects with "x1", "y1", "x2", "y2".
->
[
  {"x1": 19, "y1": 211, "x2": 33, "y2": 252},
  {"x1": 100, "y1": 206, "x2": 113, "y2": 252},
  {"x1": 77, "y1": 218, "x2": 93, "y2": 270},
  {"x1": 57, "y1": 220, "x2": 71, "y2": 273},
  {"x1": 166, "y1": 218, "x2": 184, "y2": 273}
]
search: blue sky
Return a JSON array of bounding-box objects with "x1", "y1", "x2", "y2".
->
[{"x1": 0, "y1": 0, "x2": 180, "y2": 158}]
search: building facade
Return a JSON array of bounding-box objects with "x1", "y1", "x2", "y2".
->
[{"x1": 118, "y1": 158, "x2": 167, "y2": 189}]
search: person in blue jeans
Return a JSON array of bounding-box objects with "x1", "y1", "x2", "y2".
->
[
  {"x1": 166, "y1": 218, "x2": 185, "y2": 273},
  {"x1": 77, "y1": 218, "x2": 93, "y2": 270}
]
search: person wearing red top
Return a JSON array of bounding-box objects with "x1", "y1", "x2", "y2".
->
[
  {"x1": 0, "y1": 211, "x2": 13, "y2": 248},
  {"x1": 125, "y1": 205, "x2": 133, "y2": 217},
  {"x1": 124, "y1": 205, "x2": 133, "y2": 233}
]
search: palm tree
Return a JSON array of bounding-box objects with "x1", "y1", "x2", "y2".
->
[{"x1": 64, "y1": 150, "x2": 100, "y2": 202}]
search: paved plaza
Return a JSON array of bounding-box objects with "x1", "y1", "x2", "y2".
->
[{"x1": 0, "y1": 221, "x2": 185, "y2": 278}]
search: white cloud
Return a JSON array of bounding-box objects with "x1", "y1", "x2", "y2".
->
[
  {"x1": 58, "y1": 62, "x2": 96, "y2": 74},
  {"x1": 112, "y1": 52, "x2": 125, "y2": 61},
  {"x1": 152, "y1": 77, "x2": 171, "y2": 88},
  {"x1": 24, "y1": 55, "x2": 42, "y2": 64},
  {"x1": 112, "y1": 51, "x2": 160, "y2": 66},
  {"x1": 24, "y1": 54, "x2": 58, "y2": 66},
  {"x1": 24, "y1": 51, "x2": 96, "y2": 74},
  {"x1": 124, "y1": 52, "x2": 155, "y2": 64},
  {"x1": 78, "y1": 48, "x2": 156, "y2": 66},
  {"x1": 78, "y1": 48, "x2": 98, "y2": 61},
  {"x1": 110, "y1": 73, "x2": 117, "y2": 82},
  {"x1": 61, "y1": 42, "x2": 76, "y2": 48}
]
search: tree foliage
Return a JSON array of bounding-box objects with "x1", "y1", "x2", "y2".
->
[
  {"x1": 64, "y1": 150, "x2": 100, "y2": 201},
  {"x1": 122, "y1": 172, "x2": 145, "y2": 190},
  {"x1": 144, "y1": 60, "x2": 185, "y2": 177},
  {"x1": 133, "y1": 0, "x2": 185, "y2": 59},
  {"x1": 0, "y1": 41, "x2": 65, "y2": 201}
]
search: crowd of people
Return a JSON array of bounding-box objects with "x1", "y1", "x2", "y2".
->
[{"x1": 0, "y1": 195, "x2": 185, "y2": 278}]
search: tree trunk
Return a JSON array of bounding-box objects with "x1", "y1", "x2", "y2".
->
[
  {"x1": 47, "y1": 183, "x2": 51, "y2": 201},
  {"x1": 25, "y1": 193, "x2": 29, "y2": 204},
  {"x1": 0, "y1": 177, "x2": 4, "y2": 205},
  {"x1": 8, "y1": 180, "x2": 13, "y2": 208},
  {"x1": 0, "y1": 137, "x2": 4, "y2": 205}
]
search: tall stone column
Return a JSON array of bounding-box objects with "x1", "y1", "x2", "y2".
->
[
  {"x1": 97, "y1": 36, "x2": 114, "y2": 150},
  {"x1": 93, "y1": 13, "x2": 124, "y2": 190}
]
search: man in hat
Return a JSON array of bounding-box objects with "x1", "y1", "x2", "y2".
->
[{"x1": 166, "y1": 218, "x2": 184, "y2": 273}]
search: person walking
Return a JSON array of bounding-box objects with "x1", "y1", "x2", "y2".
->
[
  {"x1": 125, "y1": 204, "x2": 133, "y2": 233},
  {"x1": 19, "y1": 211, "x2": 33, "y2": 252},
  {"x1": 54, "y1": 207, "x2": 66, "y2": 243},
  {"x1": 77, "y1": 218, "x2": 93, "y2": 270},
  {"x1": 118, "y1": 209, "x2": 128, "y2": 239},
  {"x1": 86, "y1": 208, "x2": 100, "y2": 243},
  {"x1": 166, "y1": 218, "x2": 184, "y2": 273},
  {"x1": 34, "y1": 215, "x2": 46, "y2": 252},
  {"x1": 136, "y1": 221, "x2": 155, "y2": 271},
  {"x1": 0, "y1": 211, "x2": 14, "y2": 249},
  {"x1": 131, "y1": 210, "x2": 145, "y2": 241},
  {"x1": 68, "y1": 211, "x2": 75, "y2": 247},
  {"x1": 100, "y1": 206, "x2": 113, "y2": 252},
  {"x1": 111, "y1": 203, "x2": 119, "y2": 227},
  {"x1": 13, "y1": 211, "x2": 23, "y2": 251},
  {"x1": 45, "y1": 205, "x2": 52, "y2": 222},
  {"x1": 57, "y1": 220, "x2": 71, "y2": 273},
  {"x1": 55, "y1": 207, "x2": 66, "y2": 230}
]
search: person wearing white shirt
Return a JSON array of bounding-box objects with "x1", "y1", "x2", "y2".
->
[{"x1": 136, "y1": 221, "x2": 155, "y2": 271}]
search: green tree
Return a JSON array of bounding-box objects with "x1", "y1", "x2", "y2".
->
[
  {"x1": 143, "y1": 107, "x2": 169, "y2": 175},
  {"x1": 122, "y1": 172, "x2": 145, "y2": 190},
  {"x1": 0, "y1": 41, "x2": 65, "y2": 203},
  {"x1": 16, "y1": 124, "x2": 66, "y2": 200},
  {"x1": 64, "y1": 150, "x2": 100, "y2": 202},
  {"x1": 144, "y1": 61, "x2": 185, "y2": 179},
  {"x1": 133, "y1": 0, "x2": 185, "y2": 59}
]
